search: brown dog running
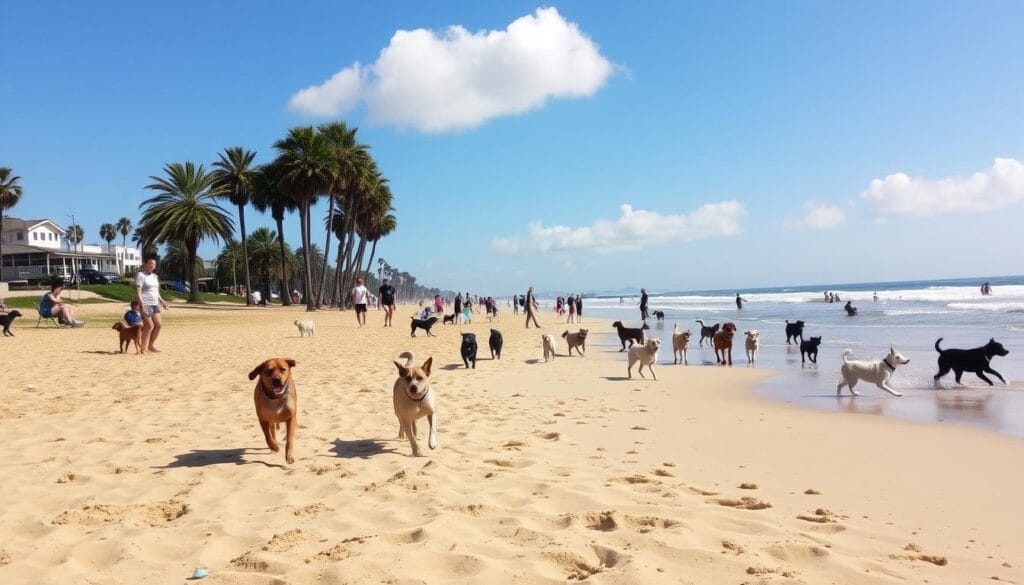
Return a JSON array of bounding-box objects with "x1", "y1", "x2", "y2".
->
[
  {"x1": 112, "y1": 322, "x2": 143, "y2": 354},
  {"x1": 562, "y1": 328, "x2": 589, "y2": 356},
  {"x1": 248, "y1": 358, "x2": 298, "y2": 464},
  {"x1": 713, "y1": 322, "x2": 737, "y2": 365}
]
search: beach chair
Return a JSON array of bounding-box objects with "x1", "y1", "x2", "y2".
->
[{"x1": 36, "y1": 299, "x2": 62, "y2": 328}]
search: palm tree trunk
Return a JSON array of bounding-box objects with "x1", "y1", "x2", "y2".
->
[
  {"x1": 340, "y1": 220, "x2": 359, "y2": 308},
  {"x1": 363, "y1": 239, "x2": 378, "y2": 281},
  {"x1": 300, "y1": 202, "x2": 315, "y2": 311},
  {"x1": 187, "y1": 241, "x2": 201, "y2": 304},
  {"x1": 333, "y1": 237, "x2": 345, "y2": 308},
  {"x1": 275, "y1": 214, "x2": 292, "y2": 306},
  {"x1": 316, "y1": 193, "x2": 335, "y2": 308},
  {"x1": 353, "y1": 236, "x2": 368, "y2": 285},
  {"x1": 238, "y1": 203, "x2": 253, "y2": 306},
  {"x1": 0, "y1": 216, "x2": 5, "y2": 281}
]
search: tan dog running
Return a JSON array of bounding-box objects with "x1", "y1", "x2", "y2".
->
[
  {"x1": 628, "y1": 338, "x2": 661, "y2": 380},
  {"x1": 562, "y1": 328, "x2": 588, "y2": 356},
  {"x1": 744, "y1": 330, "x2": 760, "y2": 363},
  {"x1": 393, "y1": 351, "x2": 437, "y2": 457},
  {"x1": 542, "y1": 334, "x2": 556, "y2": 362},
  {"x1": 713, "y1": 322, "x2": 737, "y2": 365},
  {"x1": 113, "y1": 322, "x2": 143, "y2": 354},
  {"x1": 671, "y1": 323, "x2": 691, "y2": 365},
  {"x1": 248, "y1": 358, "x2": 298, "y2": 464}
]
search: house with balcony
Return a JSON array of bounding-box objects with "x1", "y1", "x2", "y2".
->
[{"x1": 1, "y1": 217, "x2": 142, "y2": 282}]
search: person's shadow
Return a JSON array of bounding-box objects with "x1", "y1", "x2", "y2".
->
[
  {"x1": 329, "y1": 438, "x2": 398, "y2": 459},
  {"x1": 156, "y1": 448, "x2": 286, "y2": 469}
]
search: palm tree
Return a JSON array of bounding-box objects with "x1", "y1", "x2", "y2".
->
[
  {"x1": 247, "y1": 227, "x2": 289, "y2": 303},
  {"x1": 0, "y1": 167, "x2": 24, "y2": 278},
  {"x1": 251, "y1": 162, "x2": 298, "y2": 306},
  {"x1": 65, "y1": 224, "x2": 84, "y2": 251},
  {"x1": 99, "y1": 223, "x2": 117, "y2": 271},
  {"x1": 337, "y1": 166, "x2": 386, "y2": 306},
  {"x1": 212, "y1": 147, "x2": 258, "y2": 306},
  {"x1": 140, "y1": 162, "x2": 234, "y2": 303},
  {"x1": 216, "y1": 239, "x2": 243, "y2": 293},
  {"x1": 161, "y1": 241, "x2": 204, "y2": 285},
  {"x1": 131, "y1": 226, "x2": 157, "y2": 256},
  {"x1": 116, "y1": 217, "x2": 133, "y2": 273},
  {"x1": 272, "y1": 126, "x2": 335, "y2": 311},
  {"x1": 362, "y1": 210, "x2": 396, "y2": 281}
]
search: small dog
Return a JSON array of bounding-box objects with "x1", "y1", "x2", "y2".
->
[
  {"x1": 1, "y1": 310, "x2": 24, "y2": 337},
  {"x1": 489, "y1": 329, "x2": 503, "y2": 359},
  {"x1": 443, "y1": 313, "x2": 456, "y2": 325},
  {"x1": 671, "y1": 323, "x2": 691, "y2": 365},
  {"x1": 744, "y1": 330, "x2": 760, "y2": 363},
  {"x1": 248, "y1": 358, "x2": 298, "y2": 463},
  {"x1": 410, "y1": 316, "x2": 439, "y2": 337},
  {"x1": 785, "y1": 320, "x2": 805, "y2": 345},
  {"x1": 460, "y1": 333, "x2": 478, "y2": 368},
  {"x1": 837, "y1": 347, "x2": 911, "y2": 396},
  {"x1": 612, "y1": 320, "x2": 647, "y2": 351},
  {"x1": 112, "y1": 322, "x2": 143, "y2": 354},
  {"x1": 696, "y1": 319, "x2": 720, "y2": 347},
  {"x1": 713, "y1": 322, "x2": 737, "y2": 365},
  {"x1": 562, "y1": 328, "x2": 589, "y2": 356},
  {"x1": 628, "y1": 338, "x2": 661, "y2": 380},
  {"x1": 652, "y1": 310, "x2": 665, "y2": 321},
  {"x1": 934, "y1": 337, "x2": 1009, "y2": 386},
  {"x1": 293, "y1": 319, "x2": 315, "y2": 337},
  {"x1": 542, "y1": 334, "x2": 556, "y2": 362},
  {"x1": 393, "y1": 351, "x2": 437, "y2": 456},
  {"x1": 800, "y1": 336, "x2": 822, "y2": 363}
]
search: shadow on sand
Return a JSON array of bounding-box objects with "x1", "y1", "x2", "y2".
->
[
  {"x1": 156, "y1": 448, "x2": 286, "y2": 469},
  {"x1": 330, "y1": 438, "x2": 398, "y2": 459}
]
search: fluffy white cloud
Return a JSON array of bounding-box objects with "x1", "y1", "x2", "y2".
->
[
  {"x1": 491, "y1": 202, "x2": 746, "y2": 254},
  {"x1": 287, "y1": 8, "x2": 613, "y2": 132},
  {"x1": 786, "y1": 202, "x2": 847, "y2": 230},
  {"x1": 861, "y1": 157, "x2": 1024, "y2": 217}
]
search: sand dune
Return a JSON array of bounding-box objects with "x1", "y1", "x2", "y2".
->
[{"x1": 1, "y1": 301, "x2": 1021, "y2": 584}]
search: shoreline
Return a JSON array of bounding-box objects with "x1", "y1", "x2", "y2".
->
[{"x1": 1, "y1": 303, "x2": 1021, "y2": 583}]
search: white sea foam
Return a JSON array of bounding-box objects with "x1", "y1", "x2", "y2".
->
[{"x1": 946, "y1": 302, "x2": 1024, "y2": 313}]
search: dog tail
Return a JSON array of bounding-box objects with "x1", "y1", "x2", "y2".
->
[
  {"x1": 696, "y1": 319, "x2": 705, "y2": 326},
  {"x1": 673, "y1": 323, "x2": 679, "y2": 335},
  {"x1": 112, "y1": 322, "x2": 123, "y2": 330},
  {"x1": 561, "y1": 331, "x2": 568, "y2": 338},
  {"x1": 934, "y1": 338, "x2": 943, "y2": 353},
  {"x1": 398, "y1": 351, "x2": 415, "y2": 367},
  {"x1": 841, "y1": 349, "x2": 852, "y2": 363}
]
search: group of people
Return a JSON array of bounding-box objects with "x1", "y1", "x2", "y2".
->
[{"x1": 555, "y1": 294, "x2": 583, "y2": 323}]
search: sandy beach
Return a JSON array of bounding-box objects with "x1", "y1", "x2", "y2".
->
[{"x1": 1, "y1": 301, "x2": 1022, "y2": 584}]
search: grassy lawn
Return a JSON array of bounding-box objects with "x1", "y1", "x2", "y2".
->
[
  {"x1": 80, "y1": 283, "x2": 252, "y2": 304},
  {"x1": 4, "y1": 295, "x2": 113, "y2": 309}
]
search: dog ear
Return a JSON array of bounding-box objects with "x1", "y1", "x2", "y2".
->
[
  {"x1": 286, "y1": 359, "x2": 297, "y2": 369},
  {"x1": 248, "y1": 363, "x2": 265, "y2": 380},
  {"x1": 422, "y1": 357, "x2": 433, "y2": 376},
  {"x1": 394, "y1": 361, "x2": 409, "y2": 376}
]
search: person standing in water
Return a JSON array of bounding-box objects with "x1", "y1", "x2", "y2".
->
[
  {"x1": 639, "y1": 288, "x2": 649, "y2": 321},
  {"x1": 735, "y1": 293, "x2": 745, "y2": 309}
]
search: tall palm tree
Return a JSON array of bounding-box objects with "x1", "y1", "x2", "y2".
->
[
  {"x1": 338, "y1": 167, "x2": 385, "y2": 306},
  {"x1": 272, "y1": 126, "x2": 335, "y2": 311},
  {"x1": 212, "y1": 146, "x2": 258, "y2": 306},
  {"x1": 161, "y1": 241, "x2": 204, "y2": 285},
  {"x1": 131, "y1": 226, "x2": 157, "y2": 256},
  {"x1": 65, "y1": 224, "x2": 84, "y2": 251},
  {"x1": 140, "y1": 162, "x2": 234, "y2": 303},
  {"x1": 216, "y1": 239, "x2": 243, "y2": 293},
  {"x1": 247, "y1": 227, "x2": 289, "y2": 303},
  {"x1": 99, "y1": 223, "x2": 117, "y2": 271},
  {"x1": 251, "y1": 162, "x2": 298, "y2": 306},
  {"x1": 116, "y1": 217, "x2": 133, "y2": 273},
  {"x1": 0, "y1": 167, "x2": 24, "y2": 278},
  {"x1": 362, "y1": 210, "x2": 396, "y2": 281}
]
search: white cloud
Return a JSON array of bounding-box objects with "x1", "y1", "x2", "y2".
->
[
  {"x1": 287, "y1": 7, "x2": 614, "y2": 132},
  {"x1": 491, "y1": 202, "x2": 746, "y2": 254},
  {"x1": 861, "y1": 157, "x2": 1024, "y2": 217},
  {"x1": 786, "y1": 202, "x2": 847, "y2": 230}
]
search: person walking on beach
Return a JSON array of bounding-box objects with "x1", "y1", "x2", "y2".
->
[
  {"x1": 454, "y1": 293, "x2": 463, "y2": 324},
  {"x1": 379, "y1": 278, "x2": 397, "y2": 327},
  {"x1": 639, "y1": 288, "x2": 649, "y2": 321},
  {"x1": 513, "y1": 295, "x2": 519, "y2": 315},
  {"x1": 135, "y1": 254, "x2": 168, "y2": 351},
  {"x1": 351, "y1": 277, "x2": 370, "y2": 327},
  {"x1": 566, "y1": 294, "x2": 576, "y2": 323},
  {"x1": 735, "y1": 293, "x2": 745, "y2": 309},
  {"x1": 575, "y1": 294, "x2": 583, "y2": 323},
  {"x1": 525, "y1": 286, "x2": 541, "y2": 328}
]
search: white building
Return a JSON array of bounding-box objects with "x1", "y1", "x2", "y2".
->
[{"x1": 1, "y1": 217, "x2": 142, "y2": 282}]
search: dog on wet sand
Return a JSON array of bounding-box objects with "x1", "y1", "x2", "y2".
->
[
  {"x1": 744, "y1": 330, "x2": 760, "y2": 363},
  {"x1": 628, "y1": 338, "x2": 661, "y2": 380},
  {"x1": 563, "y1": 328, "x2": 588, "y2": 356},
  {"x1": 696, "y1": 319, "x2": 720, "y2": 347},
  {"x1": 837, "y1": 347, "x2": 910, "y2": 396},
  {"x1": 113, "y1": 322, "x2": 143, "y2": 354},
  {"x1": 542, "y1": 334, "x2": 556, "y2": 362},
  {"x1": 934, "y1": 337, "x2": 1009, "y2": 386},
  {"x1": 392, "y1": 351, "x2": 437, "y2": 456},
  {"x1": 713, "y1": 322, "x2": 737, "y2": 365},
  {"x1": 800, "y1": 336, "x2": 822, "y2": 364},
  {"x1": 248, "y1": 358, "x2": 299, "y2": 464},
  {"x1": 612, "y1": 321, "x2": 646, "y2": 351},
  {"x1": 671, "y1": 323, "x2": 691, "y2": 365},
  {"x1": 785, "y1": 320, "x2": 805, "y2": 344}
]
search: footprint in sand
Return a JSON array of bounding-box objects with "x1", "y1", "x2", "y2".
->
[
  {"x1": 652, "y1": 468, "x2": 674, "y2": 477},
  {"x1": 721, "y1": 540, "x2": 745, "y2": 555},
  {"x1": 714, "y1": 497, "x2": 772, "y2": 510},
  {"x1": 484, "y1": 458, "x2": 532, "y2": 469},
  {"x1": 52, "y1": 499, "x2": 189, "y2": 527},
  {"x1": 797, "y1": 508, "x2": 840, "y2": 524},
  {"x1": 889, "y1": 543, "x2": 948, "y2": 566},
  {"x1": 261, "y1": 528, "x2": 322, "y2": 552},
  {"x1": 738, "y1": 483, "x2": 758, "y2": 490},
  {"x1": 293, "y1": 503, "x2": 334, "y2": 517},
  {"x1": 56, "y1": 471, "x2": 77, "y2": 483},
  {"x1": 503, "y1": 440, "x2": 526, "y2": 450},
  {"x1": 803, "y1": 488, "x2": 821, "y2": 495},
  {"x1": 544, "y1": 545, "x2": 626, "y2": 580}
]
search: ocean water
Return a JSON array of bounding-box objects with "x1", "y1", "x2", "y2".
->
[{"x1": 548, "y1": 275, "x2": 1024, "y2": 438}]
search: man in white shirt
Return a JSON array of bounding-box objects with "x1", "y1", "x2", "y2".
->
[{"x1": 351, "y1": 277, "x2": 370, "y2": 327}]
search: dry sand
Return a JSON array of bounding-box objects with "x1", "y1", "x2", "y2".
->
[{"x1": 1, "y1": 301, "x2": 1022, "y2": 584}]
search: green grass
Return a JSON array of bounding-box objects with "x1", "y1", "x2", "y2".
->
[
  {"x1": 3, "y1": 295, "x2": 113, "y2": 309},
  {"x1": 80, "y1": 283, "x2": 252, "y2": 304}
]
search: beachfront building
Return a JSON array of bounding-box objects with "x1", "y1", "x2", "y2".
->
[{"x1": 0, "y1": 217, "x2": 141, "y2": 281}]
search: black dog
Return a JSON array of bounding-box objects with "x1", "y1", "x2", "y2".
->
[
  {"x1": 652, "y1": 310, "x2": 665, "y2": 321},
  {"x1": 612, "y1": 320, "x2": 648, "y2": 352},
  {"x1": 696, "y1": 319, "x2": 720, "y2": 347},
  {"x1": 1, "y1": 310, "x2": 23, "y2": 337},
  {"x1": 934, "y1": 337, "x2": 1009, "y2": 386},
  {"x1": 488, "y1": 329, "x2": 503, "y2": 359},
  {"x1": 410, "y1": 316, "x2": 439, "y2": 337},
  {"x1": 785, "y1": 320, "x2": 805, "y2": 345},
  {"x1": 443, "y1": 313, "x2": 456, "y2": 325},
  {"x1": 461, "y1": 333, "x2": 478, "y2": 369},
  {"x1": 800, "y1": 336, "x2": 822, "y2": 363}
]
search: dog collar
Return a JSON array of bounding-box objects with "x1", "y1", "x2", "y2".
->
[
  {"x1": 261, "y1": 379, "x2": 291, "y2": 400},
  {"x1": 407, "y1": 384, "x2": 431, "y2": 402},
  {"x1": 881, "y1": 358, "x2": 896, "y2": 371}
]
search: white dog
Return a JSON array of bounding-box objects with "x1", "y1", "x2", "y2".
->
[
  {"x1": 542, "y1": 334, "x2": 556, "y2": 362},
  {"x1": 293, "y1": 319, "x2": 315, "y2": 337},
  {"x1": 744, "y1": 330, "x2": 760, "y2": 363},
  {"x1": 627, "y1": 338, "x2": 661, "y2": 380},
  {"x1": 837, "y1": 347, "x2": 911, "y2": 396}
]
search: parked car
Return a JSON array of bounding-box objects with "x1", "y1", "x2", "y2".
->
[{"x1": 78, "y1": 268, "x2": 119, "y2": 284}]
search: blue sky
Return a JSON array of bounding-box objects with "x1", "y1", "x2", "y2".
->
[{"x1": 3, "y1": 1, "x2": 1023, "y2": 294}]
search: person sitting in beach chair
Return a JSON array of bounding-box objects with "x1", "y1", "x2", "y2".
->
[{"x1": 39, "y1": 282, "x2": 83, "y2": 327}]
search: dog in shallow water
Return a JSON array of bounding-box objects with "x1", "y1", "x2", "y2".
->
[
  {"x1": 652, "y1": 310, "x2": 665, "y2": 321},
  {"x1": 696, "y1": 319, "x2": 720, "y2": 347},
  {"x1": 392, "y1": 351, "x2": 437, "y2": 457},
  {"x1": 612, "y1": 321, "x2": 646, "y2": 351},
  {"x1": 744, "y1": 330, "x2": 760, "y2": 363},
  {"x1": 837, "y1": 347, "x2": 910, "y2": 396},
  {"x1": 934, "y1": 337, "x2": 1009, "y2": 386},
  {"x1": 671, "y1": 323, "x2": 691, "y2": 365},
  {"x1": 113, "y1": 322, "x2": 143, "y2": 354},
  {"x1": 800, "y1": 336, "x2": 822, "y2": 364},
  {"x1": 713, "y1": 322, "x2": 737, "y2": 365},
  {"x1": 785, "y1": 320, "x2": 805, "y2": 344}
]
